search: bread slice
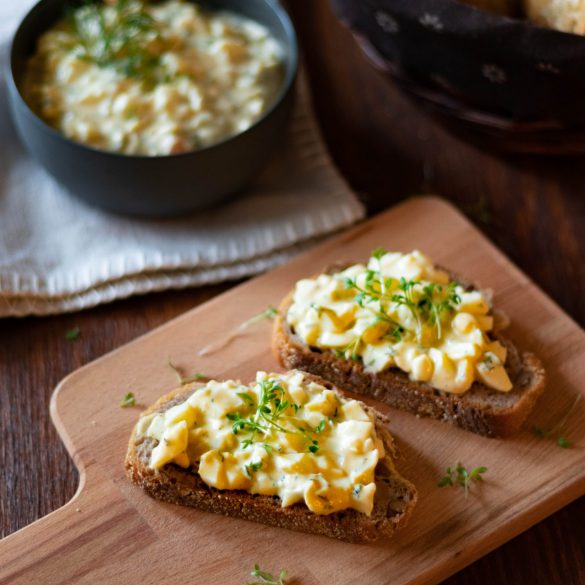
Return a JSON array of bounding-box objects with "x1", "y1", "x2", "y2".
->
[
  {"x1": 272, "y1": 266, "x2": 546, "y2": 438},
  {"x1": 125, "y1": 375, "x2": 417, "y2": 544},
  {"x1": 523, "y1": 0, "x2": 585, "y2": 34}
]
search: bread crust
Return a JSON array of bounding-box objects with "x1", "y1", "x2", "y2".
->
[
  {"x1": 272, "y1": 268, "x2": 546, "y2": 438},
  {"x1": 125, "y1": 375, "x2": 417, "y2": 544}
]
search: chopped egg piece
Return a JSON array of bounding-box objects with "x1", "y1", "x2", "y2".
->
[
  {"x1": 138, "y1": 371, "x2": 383, "y2": 516},
  {"x1": 287, "y1": 250, "x2": 512, "y2": 394},
  {"x1": 23, "y1": 0, "x2": 285, "y2": 156}
]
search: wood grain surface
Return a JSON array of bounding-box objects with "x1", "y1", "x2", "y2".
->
[
  {"x1": 1, "y1": 1, "x2": 584, "y2": 584},
  {"x1": 1, "y1": 198, "x2": 584, "y2": 585}
]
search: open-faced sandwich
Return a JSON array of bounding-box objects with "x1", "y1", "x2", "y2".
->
[
  {"x1": 125, "y1": 370, "x2": 417, "y2": 543},
  {"x1": 273, "y1": 249, "x2": 546, "y2": 437}
]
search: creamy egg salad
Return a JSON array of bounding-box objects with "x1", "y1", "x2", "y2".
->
[
  {"x1": 287, "y1": 249, "x2": 513, "y2": 395},
  {"x1": 23, "y1": 0, "x2": 284, "y2": 155},
  {"x1": 137, "y1": 371, "x2": 384, "y2": 515}
]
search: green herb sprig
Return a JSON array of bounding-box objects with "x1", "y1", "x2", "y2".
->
[
  {"x1": 532, "y1": 395, "x2": 581, "y2": 449},
  {"x1": 343, "y1": 248, "x2": 461, "y2": 346},
  {"x1": 69, "y1": 0, "x2": 163, "y2": 83},
  {"x1": 239, "y1": 305, "x2": 279, "y2": 330},
  {"x1": 391, "y1": 278, "x2": 423, "y2": 337},
  {"x1": 227, "y1": 379, "x2": 323, "y2": 454},
  {"x1": 248, "y1": 564, "x2": 287, "y2": 585},
  {"x1": 120, "y1": 392, "x2": 136, "y2": 408},
  {"x1": 438, "y1": 463, "x2": 487, "y2": 498},
  {"x1": 343, "y1": 273, "x2": 404, "y2": 340},
  {"x1": 338, "y1": 335, "x2": 364, "y2": 362},
  {"x1": 65, "y1": 327, "x2": 81, "y2": 341},
  {"x1": 245, "y1": 461, "x2": 263, "y2": 477},
  {"x1": 392, "y1": 279, "x2": 461, "y2": 342},
  {"x1": 166, "y1": 356, "x2": 208, "y2": 385},
  {"x1": 295, "y1": 418, "x2": 326, "y2": 454},
  {"x1": 418, "y1": 282, "x2": 461, "y2": 340}
]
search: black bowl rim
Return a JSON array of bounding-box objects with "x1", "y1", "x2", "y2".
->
[{"x1": 5, "y1": 0, "x2": 298, "y2": 160}]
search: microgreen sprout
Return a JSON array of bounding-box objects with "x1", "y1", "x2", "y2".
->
[
  {"x1": 239, "y1": 305, "x2": 279, "y2": 330},
  {"x1": 391, "y1": 278, "x2": 423, "y2": 338},
  {"x1": 418, "y1": 281, "x2": 461, "y2": 340},
  {"x1": 248, "y1": 564, "x2": 287, "y2": 585},
  {"x1": 65, "y1": 327, "x2": 81, "y2": 341},
  {"x1": 166, "y1": 356, "x2": 208, "y2": 385},
  {"x1": 438, "y1": 463, "x2": 487, "y2": 498},
  {"x1": 227, "y1": 379, "x2": 323, "y2": 454},
  {"x1": 339, "y1": 335, "x2": 364, "y2": 362},
  {"x1": 532, "y1": 395, "x2": 581, "y2": 449},
  {"x1": 120, "y1": 392, "x2": 136, "y2": 408},
  {"x1": 237, "y1": 392, "x2": 256, "y2": 408},
  {"x1": 344, "y1": 259, "x2": 461, "y2": 346},
  {"x1": 245, "y1": 461, "x2": 263, "y2": 477},
  {"x1": 371, "y1": 246, "x2": 388, "y2": 260}
]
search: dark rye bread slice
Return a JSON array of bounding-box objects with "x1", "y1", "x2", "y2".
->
[
  {"x1": 125, "y1": 375, "x2": 417, "y2": 544},
  {"x1": 272, "y1": 266, "x2": 546, "y2": 438}
]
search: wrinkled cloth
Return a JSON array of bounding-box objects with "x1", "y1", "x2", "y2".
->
[{"x1": 0, "y1": 0, "x2": 364, "y2": 317}]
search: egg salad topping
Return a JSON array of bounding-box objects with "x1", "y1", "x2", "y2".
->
[
  {"x1": 287, "y1": 249, "x2": 513, "y2": 394},
  {"x1": 137, "y1": 371, "x2": 384, "y2": 515},
  {"x1": 23, "y1": 0, "x2": 284, "y2": 155}
]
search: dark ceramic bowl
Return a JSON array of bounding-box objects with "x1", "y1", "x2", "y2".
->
[
  {"x1": 331, "y1": 0, "x2": 585, "y2": 154},
  {"x1": 6, "y1": 0, "x2": 297, "y2": 216}
]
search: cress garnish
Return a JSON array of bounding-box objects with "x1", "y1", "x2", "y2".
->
[
  {"x1": 343, "y1": 247, "x2": 461, "y2": 346},
  {"x1": 166, "y1": 356, "x2": 208, "y2": 385},
  {"x1": 120, "y1": 391, "x2": 137, "y2": 407},
  {"x1": 227, "y1": 378, "x2": 327, "y2": 454},
  {"x1": 248, "y1": 563, "x2": 287, "y2": 585},
  {"x1": 532, "y1": 395, "x2": 581, "y2": 449},
  {"x1": 438, "y1": 462, "x2": 487, "y2": 498}
]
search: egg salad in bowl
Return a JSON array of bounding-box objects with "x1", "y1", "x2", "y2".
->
[{"x1": 22, "y1": 0, "x2": 285, "y2": 156}]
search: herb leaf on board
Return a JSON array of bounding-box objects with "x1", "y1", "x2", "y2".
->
[
  {"x1": 120, "y1": 392, "x2": 137, "y2": 408},
  {"x1": 531, "y1": 395, "x2": 581, "y2": 449},
  {"x1": 248, "y1": 563, "x2": 287, "y2": 585},
  {"x1": 438, "y1": 463, "x2": 487, "y2": 498},
  {"x1": 166, "y1": 356, "x2": 208, "y2": 385}
]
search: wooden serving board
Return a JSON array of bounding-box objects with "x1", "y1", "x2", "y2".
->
[{"x1": 2, "y1": 197, "x2": 584, "y2": 585}]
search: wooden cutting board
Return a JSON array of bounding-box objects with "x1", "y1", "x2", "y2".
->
[{"x1": 2, "y1": 197, "x2": 584, "y2": 585}]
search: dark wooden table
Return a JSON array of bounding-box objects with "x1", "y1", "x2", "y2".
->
[{"x1": 2, "y1": 1, "x2": 584, "y2": 583}]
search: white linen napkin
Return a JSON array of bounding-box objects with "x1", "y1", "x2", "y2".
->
[{"x1": 0, "y1": 1, "x2": 364, "y2": 317}]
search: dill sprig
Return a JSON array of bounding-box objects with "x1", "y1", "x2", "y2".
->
[
  {"x1": 438, "y1": 463, "x2": 487, "y2": 498},
  {"x1": 227, "y1": 379, "x2": 324, "y2": 453},
  {"x1": 69, "y1": 0, "x2": 163, "y2": 83},
  {"x1": 249, "y1": 564, "x2": 287, "y2": 585},
  {"x1": 532, "y1": 395, "x2": 581, "y2": 449}
]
